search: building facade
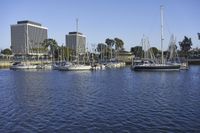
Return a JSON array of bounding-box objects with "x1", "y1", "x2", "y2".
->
[
  {"x1": 65, "y1": 32, "x2": 86, "y2": 55},
  {"x1": 116, "y1": 50, "x2": 134, "y2": 64},
  {"x1": 11, "y1": 20, "x2": 48, "y2": 55}
]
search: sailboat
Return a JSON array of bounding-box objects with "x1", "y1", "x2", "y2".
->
[
  {"x1": 10, "y1": 61, "x2": 37, "y2": 70},
  {"x1": 67, "y1": 49, "x2": 92, "y2": 71},
  {"x1": 53, "y1": 45, "x2": 71, "y2": 71},
  {"x1": 35, "y1": 41, "x2": 53, "y2": 70},
  {"x1": 66, "y1": 19, "x2": 92, "y2": 71},
  {"x1": 131, "y1": 6, "x2": 180, "y2": 71}
]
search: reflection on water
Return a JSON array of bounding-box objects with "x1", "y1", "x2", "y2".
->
[{"x1": 0, "y1": 66, "x2": 200, "y2": 132}]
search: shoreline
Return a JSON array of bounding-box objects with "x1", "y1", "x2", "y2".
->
[{"x1": 1, "y1": 59, "x2": 200, "y2": 69}]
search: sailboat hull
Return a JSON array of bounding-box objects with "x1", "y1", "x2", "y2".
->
[
  {"x1": 67, "y1": 64, "x2": 92, "y2": 71},
  {"x1": 10, "y1": 64, "x2": 37, "y2": 70},
  {"x1": 132, "y1": 64, "x2": 180, "y2": 71}
]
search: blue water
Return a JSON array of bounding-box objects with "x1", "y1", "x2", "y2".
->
[{"x1": 0, "y1": 66, "x2": 200, "y2": 132}]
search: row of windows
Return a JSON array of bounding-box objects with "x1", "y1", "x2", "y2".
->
[
  {"x1": 11, "y1": 25, "x2": 47, "y2": 55},
  {"x1": 65, "y1": 35, "x2": 86, "y2": 55}
]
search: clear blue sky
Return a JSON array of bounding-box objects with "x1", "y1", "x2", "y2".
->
[{"x1": 1, "y1": 0, "x2": 200, "y2": 51}]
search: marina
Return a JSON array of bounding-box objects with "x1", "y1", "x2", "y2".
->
[{"x1": 1, "y1": 0, "x2": 200, "y2": 132}]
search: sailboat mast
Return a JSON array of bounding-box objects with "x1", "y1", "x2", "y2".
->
[
  {"x1": 160, "y1": 5, "x2": 164, "y2": 64},
  {"x1": 76, "y1": 18, "x2": 79, "y2": 64}
]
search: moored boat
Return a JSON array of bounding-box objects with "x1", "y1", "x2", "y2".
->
[
  {"x1": 67, "y1": 64, "x2": 92, "y2": 71},
  {"x1": 132, "y1": 60, "x2": 180, "y2": 71},
  {"x1": 131, "y1": 6, "x2": 181, "y2": 71},
  {"x1": 10, "y1": 62, "x2": 37, "y2": 70}
]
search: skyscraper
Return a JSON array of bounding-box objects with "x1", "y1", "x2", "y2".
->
[
  {"x1": 11, "y1": 20, "x2": 48, "y2": 55},
  {"x1": 65, "y1": 32, "x2": 86, "y2": 55}
]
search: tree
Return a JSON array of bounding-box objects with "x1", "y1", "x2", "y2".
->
[
  {"x1": 1, "y1": 48, "x2": 12, "y2": 55},
  {"x1": 179, "y1": 36, "x2": 192, "y2": 58},
  {"x1": 57, "y1": 45, "x2": 73, "y2": 61},
  {"x1": 54, "y1": 45, "x2": 60, "y2": 60},
  {"x1": 42, "y1": 38, "x2": 58, "y2": 60},
  {"x1": 105, "y1": 38, "x2": 115, "y2": 59},
  {"x1": 97, "y1": 43, "x2": 108, "y2": 61},
  {"x1": 105, "y1": 38, "x2": 115, "y2": 48},
  {"x1": 130, "y1": 46, "x2": 143, "y2": 57},
  {"x1": 65, "y1": 47, "x2": 73, "y2": 61},
  {"x1": 97, "y1": 43, "x2": 107, "y2": 52},
  {"x1": 149, "y1": 47, "x2": 159, "y2": 57},
  {"x1": 114, "y1": 38, "x2": 124, "y2": 51}
]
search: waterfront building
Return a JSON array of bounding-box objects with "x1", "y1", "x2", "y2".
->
[
  {"x1": 115, "y1": 50, "x2": 134, "y2": 64},
  {"x1": 65, "y1": 32, "x2": 86, "y2": 55},
  {"x1": 11, "y1": 20, "x2": 48, "y2": 55}
]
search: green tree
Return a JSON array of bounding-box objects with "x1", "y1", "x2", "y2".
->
[
  {"x1": 97, "y1": 43, "x2": 108, "y2": 60},
  {"x1": 105, "y1": 38, "x2": 115, "y2": 59},
  {"x1": 179, "y1": 36, "x2": 192, "y2": 58},
  {"x1": 130, "y1": 46, "x2": 143, "y2": 57},
  {"x1": 149, "y1": 47, "x2": 159, "y2": 57},
  {"x1": 58, "y1": 46, "x2": 74, "y2": 61},
  {"x1": 97, "y1": 43, "x2": 108, "y2": 53},
  {"x1": 114, "y1": 38, "x2": 124, "y2": 51},
  {"x1": 1, "y1": 48, "x2": 12, "y2": 55},
  {"x1": 42, "y1": 38, "x2": 58, "y2": 60},
  {"x1": 54, "y1": 45, "x2": 61, "y2": 60},
  {"x1": 65, "y1": 47, "x2": 73, "y2": 61}
]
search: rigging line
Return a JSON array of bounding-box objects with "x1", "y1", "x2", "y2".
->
[{"x1": 164, "y1": 18, "x2": 172, "y2": 37}]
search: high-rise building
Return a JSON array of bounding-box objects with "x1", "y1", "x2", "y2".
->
[
  {"x1": 11, "y1": 20, "x2": 48, "y2": 55},
  {"x1": 65, "y1": 32, "x2": 86, "y2": 55}
]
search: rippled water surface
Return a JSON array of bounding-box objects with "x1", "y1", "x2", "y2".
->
[{"x1": 0, "y1": 66, "x2": 200, "y2": 132}]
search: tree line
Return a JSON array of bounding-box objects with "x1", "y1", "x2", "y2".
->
[
  {"x1": 96, "y1": 38, "x2": 124, "y2": 60},
  {"x1": 130, "y1": 36, "x2": 198, "y2": 59},
  {"x1": 1, "y1": 34, "x2": 200, "y2": 59}
]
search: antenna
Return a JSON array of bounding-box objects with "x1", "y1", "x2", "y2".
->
[{"x1": 76, "y1": 18, "x2": 79, "y2": 32}]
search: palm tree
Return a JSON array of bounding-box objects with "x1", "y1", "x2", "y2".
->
[
  {"x1": 179, "y1": 36, "x2": 192, "y2": 58},
  {"x1": 97, "y1": 43, "x2": 107, "y2": 61},
  {"x1": 114, "y1": 38, "x2": 124, "y2": 51},
  {"x1": 105, "y1": 38, "x2": 115, "y2": 59},
  {"x1": 114, "y1": 38, "x2": 124, "y2": 59},
  {"x1": 42, "y1": 38, "x2": 58, "y2": 61}
]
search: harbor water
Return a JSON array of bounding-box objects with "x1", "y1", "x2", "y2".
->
[{"x1": 0, "y1": 66, "x2": 200, "y2": 132}]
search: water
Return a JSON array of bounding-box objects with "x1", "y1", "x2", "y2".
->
[{"x1": 0, "y1": 66, "x2": 200, "y2": 132}]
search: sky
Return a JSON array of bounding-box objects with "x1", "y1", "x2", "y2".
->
[{"x1": 0, "y1": 0, "x2": 200, "y2": 51}]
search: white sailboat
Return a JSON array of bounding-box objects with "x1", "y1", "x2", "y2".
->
[
  {"x1": 66, "y1": 18, "x2": 92, "y2": 71},
  {"x1": 131, "y1": 5, "x2": 180, "y2": 71},
  {"x1": 56, "y1": 61, "x2": 72, "y2": 71},
  {"x1": 54, "y1": 45, "x2": 72, "y2": 71},
  {"x1": 36, "y1": 41, "x2": 53, "y2": 70},
  {"x1": 67, "y1": 64, "x2": 91, "y2": 71},
  {"x1": 10, "y1": 61, "x2": 37, "y2": 70}
]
